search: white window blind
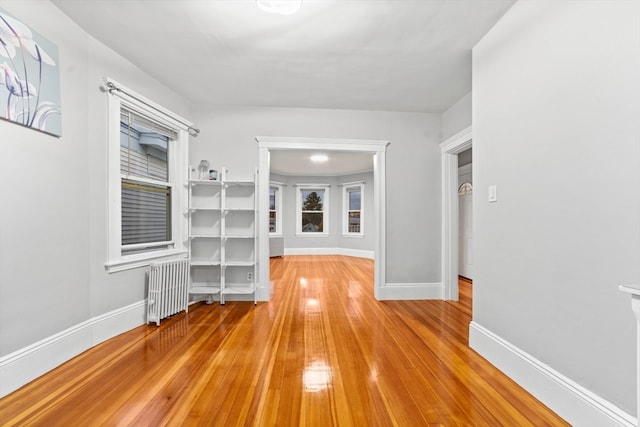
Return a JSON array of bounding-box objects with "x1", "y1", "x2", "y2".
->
[
  {"x1": 120, "y1": 107, "x2": 174, "y2": 252},
  {"x1": 121, "y1": 107, "x2": 178, "y2": 140}
]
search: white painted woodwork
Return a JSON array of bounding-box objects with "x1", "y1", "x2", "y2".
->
[
  {"x1": 470, "y1": 322, "x2": 636, "y2": 426},
  {"x1": 187, "y1": 170, "x2": 258, "y2": 304},
  {"x1": 440, "y1": 126, "x2": 472, "y2": 301},
  {"x1": 104, "y1": 78, "x2": 190, "y2": 273}
]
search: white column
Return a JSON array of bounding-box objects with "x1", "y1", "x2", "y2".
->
[{"x1": 619, "y1": 284, "x2": 640, "y2": 426}]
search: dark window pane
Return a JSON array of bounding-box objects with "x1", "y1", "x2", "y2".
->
[
  {"x1": 348, "y1": 211, "x2": 360, "y2": 233},
  {"x1": 269, "y1": 211, "x2": 276, "y2": 232},
  {"x1": 269, "y1": 188, "x2": 276, "y2": 210},
  {"x1": 121, "y1": 181, "x2": 171, "y2": 245},
  {"x1": 302, "y1": 190, "x2": 323, "y2": 211},
  {"x1": 302, "y1": 212, "x2": 323, "y2": 232}
]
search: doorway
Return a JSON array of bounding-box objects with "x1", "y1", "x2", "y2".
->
[
  {"x1": 256, "y1": 137, "x2": 389, "y2": 301},
  {"x1": 458, "y1": 148, "x2": 473, "y2": 281},
  {"x1": 440, "y1": 126, "x2": 472, "y2": 301}
]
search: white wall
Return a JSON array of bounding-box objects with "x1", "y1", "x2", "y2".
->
[
  {"x1": 0, "y1": 1, "x2": 90, "y2": 357},
  {"x1": 472, "y1": 0, "x2": 640, "y2": 421},
  {"x1": 191, "y1": 106, "x2": 442, "y2": 285},
  {"x1": 0, "y1": 0, "x2": 193, "y2": 396},
  {"x1": 442, "y1": 92, "x2": 471, "y2": 140}
]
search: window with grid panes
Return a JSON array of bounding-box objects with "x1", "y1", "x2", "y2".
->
[{"x1": 342, "y1": 183, "x2": 364, "y2": 236}]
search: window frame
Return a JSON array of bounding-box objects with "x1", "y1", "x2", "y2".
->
[
  {"x1": 269, "y1": 182, "x2": 283, "y2": 236},
  {"x1": 105, "y1": 79, "x2": 190, "y2": 273},
  {"x1": 295, "y1": 184, "x2": 330, "y2": 237},
  {"x1": 342, "y1": 182, "x2": 364, "y2": 237}
]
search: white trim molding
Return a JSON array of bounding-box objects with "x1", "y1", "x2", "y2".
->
[
  {"x1": 377, "y1": 282, "x2": 444, "y2": 300},
  {"x1": 256, "y1": 136, "x2": 389, "y2": 301},
  {"x1": 469, "y1": 322, "x2": 636, "y2": 427},
  {"x1": 0, "y1": 301, "x2": 146, "y2": 398},
  {"x1": 105, "y1": 78, "x2": 190, "y2": 273},
  {"x1": 284, "y1": 247, "x2": 374, "y2": 259},
  {"x1": 440, "y1": 126, "x2": 472, "y2": 301}
]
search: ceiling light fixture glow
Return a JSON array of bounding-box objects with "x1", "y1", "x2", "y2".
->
[
  {"x1": 310, "y1": 154, "x2": 328, "y2": 163},
  {"x1": 256, "y1": 0, "x2": 302, "y2": 16}
]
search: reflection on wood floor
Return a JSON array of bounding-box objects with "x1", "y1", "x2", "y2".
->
[
  {"x1": 451, "y1": 275, "x2": 472, "y2": 317},
  {"x1": 0, "y1": 255, "x2": 567, "y2": 426}
]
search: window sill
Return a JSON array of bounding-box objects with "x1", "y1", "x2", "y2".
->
[
  {"x1": 342, "y1": 233, "x2": 364, "y2": 239},
  {"x1": 295, "y1": 233, "x2": 329, "y2": 238},
  {"x1": 105, "y1": 249, "x2": 188, "y2": 273},
  {"x1": 269, "y1": 233, "x2": 283, "y2": 237}
]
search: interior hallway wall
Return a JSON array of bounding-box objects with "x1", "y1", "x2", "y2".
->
[
  {"x1": 0, "y1": 0, "x2": 192, "y2": 396},
  {"x1": 191, "y1": 106, "x2": 442, "y2": 285},
  {"x1": 442, "y1": 92, "x2": 471, "y2": 140},
  {"x1": 472, "y1": 0, "x2": 640, "y2": 417}
]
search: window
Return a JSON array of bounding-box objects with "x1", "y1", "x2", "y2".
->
[
  {"x1": 120, "y1": 108, "x2": 173, "y2": 252},
  {"x1": 342, "y1": 183, "x2": 364, "y2": 236},
  {"x1": 296, "y1": 184, "x2": 330, "y2": 236},
  {"x1": 269, "y1": 183, "x2": 283, "y2": 235},
  {"x1": 106, "y1": 79, "x2": 190, "y2": 272}
]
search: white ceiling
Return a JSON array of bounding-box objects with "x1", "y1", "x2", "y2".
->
[
  {"x1": 270, "y1": 150, "x2": 373, "y2": 176},
  {"x1": 51, "y1": 0, "x2": 514, "y2": 175},
  {"x1": 52, "y1": 0, "x2": 514, "y2": 113}
]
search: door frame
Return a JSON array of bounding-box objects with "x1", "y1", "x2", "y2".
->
[
  {"x1": 256, "y1": 136, "x2": 390, "y2": 301},
  {"x1": 440, "y1": 126, "x2": 472, "y2": 301}
]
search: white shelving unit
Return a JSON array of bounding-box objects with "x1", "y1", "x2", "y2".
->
[{"x1": 188, "y1": 168, "x2": 257, "y2": 305}]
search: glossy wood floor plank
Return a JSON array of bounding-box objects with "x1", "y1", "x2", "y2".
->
[{"x1": 0, "y1": 255, "x2": 567, "y2": 426}]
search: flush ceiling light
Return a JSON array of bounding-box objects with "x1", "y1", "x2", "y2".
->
[
  {"x1": 310, "y1": 154, "x2": 328, "y2": 163},
  {"x1": 256, "y1": 0, "x2": 302, "y2": 15}
]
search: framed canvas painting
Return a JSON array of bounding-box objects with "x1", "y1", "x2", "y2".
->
[{"x1": 0, "y1": 8, "x2": 62, "y2": 137}]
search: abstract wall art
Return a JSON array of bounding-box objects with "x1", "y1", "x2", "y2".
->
[{"x1": 0, "y1": 8, "x2": 61, "y2": 137}]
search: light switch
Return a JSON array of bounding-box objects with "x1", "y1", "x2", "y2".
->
[{"x1": 488, "y1": 185, "x2": 497, "y2": 203}]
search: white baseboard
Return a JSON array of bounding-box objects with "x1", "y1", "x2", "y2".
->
[
  {"x1": 377, "y1": 282, "x2": 444, "y2": 300},
  {"x1": 0, "y1": 300, "x2": 146, "y2": 398},
  {"x1": 284, "y1": 247, "x2": 374, "y2": 259},
  {"x1": 469, "y1": 321, "x2": 636, "y2": 427}
]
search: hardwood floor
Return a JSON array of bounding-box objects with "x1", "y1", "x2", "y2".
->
[
  {"x1": 450, "y1": 276, "x2": 472, "y2": 317},
  {"x1": 0, "y1": 256, "x2": 567, "y2": 426}
]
